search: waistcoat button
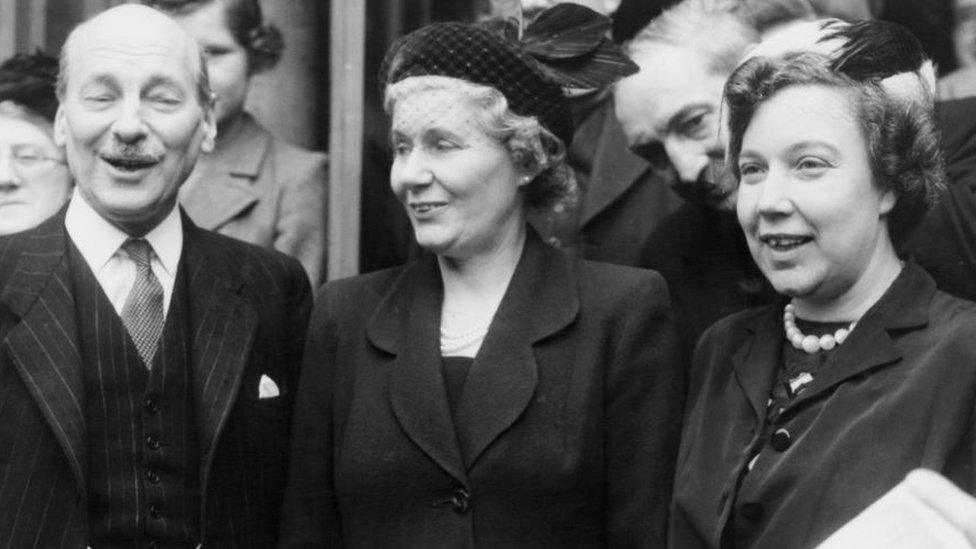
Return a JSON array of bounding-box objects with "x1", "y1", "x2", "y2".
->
[{"x1": 144, "y1": 394, "x2": 159, "y2": 414}]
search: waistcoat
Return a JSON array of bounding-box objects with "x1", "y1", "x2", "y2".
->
[{"x1": 69, "y1": 242, "x2": 201, "y2": 547}]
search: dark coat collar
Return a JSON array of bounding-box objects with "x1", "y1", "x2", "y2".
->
[
  {"x1": 366, "y1": 230, "x2": 579, "y2": 485},
  {"x1": 579, "y1": 97, "x2": 652, "y2": 225},
  {"x1": 731, "y1": 263, "x2": 934, "y2": 421},
  {"x1": 179, "y1": 112, "x2": 271, "y2": 230},
  {"x1": 0, "y1": 208, "x2": 256, "y2": 500}
]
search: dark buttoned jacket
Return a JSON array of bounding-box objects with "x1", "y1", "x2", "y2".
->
[
  {"x1": 638, "y1": 203, "x2": 777, "y2": 364},
  {"x1": 0, "y1": 209, "x2": 311, "y2": 548},
  {"x1": 574, "y1": 96, "x2": 682, "y2": 265},
  {"x1": 670, "y1": 264, "x2": 976, "y2": 549},
  {"x1": 281, "y1": 231, "x2": 685, "y2": 547},
  {"x1": 901, "y1": 96, "x2": 976, "y2": 301}
]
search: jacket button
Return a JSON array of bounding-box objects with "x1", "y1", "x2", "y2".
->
[
  {"x1": 770, "y1": 428, "x2": 792, "y2": 452},
  {"x1": 149, "y1": 504, "x2": 163, "y2": 520},
  {"x1": 144, "y1": 395, "x2": 159, "y2": 414},
  {"x1": 450, "y1": 488, "x2": 470, "y2": 514},
  {"x1": 146, "y1": 435, "x2": 160, "y2": 450},
  {"x1": 739, "y1": 502, "x2": 764, "y2": 521},
  {"x1": 146, "y1": 469, "x2": 160, "y2": 484}
]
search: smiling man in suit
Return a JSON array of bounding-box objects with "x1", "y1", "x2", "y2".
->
[{"x1": 0, "y1": 4, "x2": 311, "y2": 547}]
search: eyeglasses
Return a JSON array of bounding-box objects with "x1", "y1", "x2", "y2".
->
[{"x1": 1, "y1": 145, "x2": 66, "y2": 176}]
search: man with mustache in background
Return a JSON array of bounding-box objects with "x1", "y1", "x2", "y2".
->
[
  {"x1": 0, "y1": 4, "x2": 311, "y2": 547},
  {"x1": 614, "y1": 0, "x2": 778, "y2": 360}
]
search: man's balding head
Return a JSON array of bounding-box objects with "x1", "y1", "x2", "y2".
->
[{"x1": 57, "y1": 4, "x2": 212, "y2": 109}]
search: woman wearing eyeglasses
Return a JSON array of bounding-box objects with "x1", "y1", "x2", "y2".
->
[{"x1": 0, "y1": 53, "x2": 72, "y2": 235}]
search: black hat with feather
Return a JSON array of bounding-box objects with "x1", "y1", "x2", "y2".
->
[
  {"x1": 381, "y1": 4, "x2": 638, "y2": 145},
  {"x1": 821, "y1": 19, "x2": 935, "y2": 92}
]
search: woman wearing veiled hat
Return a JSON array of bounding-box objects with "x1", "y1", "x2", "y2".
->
[{"x1": 281, "y1": 5, "x2": 683, "y2": 547}]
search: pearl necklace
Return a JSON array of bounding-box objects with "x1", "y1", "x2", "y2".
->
[
  {"x1": 440, "y1": 309, "x2": 494, "y2": 355},
  {"x1": 783, "y1": 303, "x2": 857, "y2": 354}
]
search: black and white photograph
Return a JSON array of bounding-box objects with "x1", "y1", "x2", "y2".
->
[{"x1": 0, "y1": 0, "x2": 976, "y2": 547}]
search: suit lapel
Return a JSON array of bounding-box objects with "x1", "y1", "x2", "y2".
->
[
  {"x1": 580, "y1": 97, "x2": 652, "y2": 225},
  {"x1": 453, "y1": 233, "x2": 578, "y2": 467},
  {"x1": 731, "y1": 305, "x2": 784, "y2": 423},
  {"x1": 368, "y1": 255, "x2": 468, "y2": 485},
  {"x1": 182, "y1": 218, "x2": 258, "y2": 489},
  {"x1": 179, "y1": 114, "x2": 269, "y2": 230},
  {"x1": 732, "y1": 266, "x2": 932, "y2": 420},
  {"x1": 369, "y1": 233, "x2": 579, "y2": 478},
  {"x1": 1, "y1": 213, "x2": 87, "y2": 496},
  {"x1": 790, "y1": 265, "x2": 930, "y2": 410}
]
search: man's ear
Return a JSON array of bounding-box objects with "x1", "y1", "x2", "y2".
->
[{"x1": 53, "y1": 105, "x2": 67, "y2": 147}]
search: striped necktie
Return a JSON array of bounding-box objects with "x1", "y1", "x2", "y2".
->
[{"x1": 120, "y1": 238, "x2": 164, "y2": 367}]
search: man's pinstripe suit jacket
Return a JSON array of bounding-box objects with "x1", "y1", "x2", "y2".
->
[{"x1": 0, "y1": 207, "x2": 312, "y2": 548}]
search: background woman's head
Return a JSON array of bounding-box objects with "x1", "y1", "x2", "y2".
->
[
  {"x1": 384, "y1": 75, "x2": 573, "y2": 259},
  {"x1": 146, "y1": 0, "x2": 283, "y2": 126},
  {"x1": 0, "y1": 53, "x2": 72, "y2": 235},
  {"x1": 724, "y1": 52, "x2": 944, "y2": 302}
]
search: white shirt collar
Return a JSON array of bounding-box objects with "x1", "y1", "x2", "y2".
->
[{"x1": 64, "y1": 188, "x2": 183, "y2": 275}]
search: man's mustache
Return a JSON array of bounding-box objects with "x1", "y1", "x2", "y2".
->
[
  {"x1": 100, "y1": 144, "x2": 161, "y2": 164},
  {"x1": 670, "y1": 158, "x2": 737, "y2": 211}
]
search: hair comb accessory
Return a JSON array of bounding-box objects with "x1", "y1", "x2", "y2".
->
[{"x1": 381, "y1": 4, "x2": 637, "y2": 145}]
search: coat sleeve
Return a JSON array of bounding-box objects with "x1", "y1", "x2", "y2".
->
[
  {"x1": 279, "y1": 282, "x2": 344, "y2": 547},
  {"x1": 273, "y1": 148, "x2": 328, "y2": 289},
  {"x1": 604, "y1": 270, "x2": 685, "y2": 547}
]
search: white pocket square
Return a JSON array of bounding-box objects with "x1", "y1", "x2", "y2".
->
[{"x1": 258, "y1": 374, "x2": 280, "y2": 399}]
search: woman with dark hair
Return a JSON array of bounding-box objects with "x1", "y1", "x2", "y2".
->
[
  {"x1": 0, "y1": 52, "x2": 72, "y2": 235},
  {"x1": 281, "y1": 5, "x2": 684, "y2": 547},
  {"x1": 146, "y1": 0, "x2": 327, "y2": 286},
  {"x1": 670, "y1": 50, "x2": 976, "y2": 548}
]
